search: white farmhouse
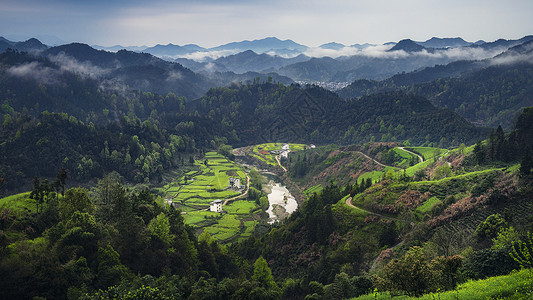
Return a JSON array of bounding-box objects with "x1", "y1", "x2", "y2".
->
[
  {"x1": 210, "y1": 199, "x2": 223, "y2": 212},
  {"x1": 229, "y1": 177, "x2": 241, "y2": 189}
]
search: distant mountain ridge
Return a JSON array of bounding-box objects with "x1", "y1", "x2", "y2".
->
[
  {"x1": 209, "y1": 37, "x2": 308, "y2": 54},
  {"x1": 176, "y1": 50, "x2": 310, "y2": 73},
  {"x1": 2, "y1": 35, "x2": 533, "y2": 87},
  {"x1": 142, "y1": 43, "x2": 206, "y2": 57},
  {"x1": 416, "y1": 37, "x2": 472, "y2": 48},
  {"x1": 388, "y1": 39, "x2": 426, "y2": 52},
  {"x1": 0, "y1": 37, "x2": 48, "y2": 52}
]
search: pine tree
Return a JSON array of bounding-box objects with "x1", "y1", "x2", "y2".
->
[
  {"x1": 520, "y1": 148, "x2": 533, "y2": 177},
  {"x1": 252, "y1": 256, "x2": 278, "y2": 289}
]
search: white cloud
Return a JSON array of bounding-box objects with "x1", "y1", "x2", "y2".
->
[
  {"x1": 7, "y1": 61, "x2": 61, "y2": 84},
  {"x1": 301, "y1": 44, "x2": 511, "y2": 61},
  {"x1": 166, "y1": 70, "x2": 183, "y2": 81},
  {"x1": 178, "y1": 50, "x2": 238, "y2": 62},
  {"x1": 48, "y1": 53, "x2": 110, "y2": 78}
]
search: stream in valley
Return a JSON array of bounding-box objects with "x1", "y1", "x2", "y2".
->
[{"x1": 235, "y1": 153, "x2": 298, "y2": 223}]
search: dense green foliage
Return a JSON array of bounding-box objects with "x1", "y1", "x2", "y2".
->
[{"x1": 190, "y1": 83, "x2": 488, "y2": 147}]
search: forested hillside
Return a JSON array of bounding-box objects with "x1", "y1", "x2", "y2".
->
[
  {"x1": 190, "y1": 83, "x2": 488, "y2": 147},
  {"x1": 1, "y1": 107, "x2": 531, "y2": 300},
  {"x1": 339, "y1": 42, "x2": 533, "y2": 129}
]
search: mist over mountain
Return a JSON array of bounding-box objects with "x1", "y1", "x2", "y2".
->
[
  {"x1": 4, "y1": 35, "x2": 531, "y2": 87},
  {"x1": 339, "y1": 40, "x2": 533, "y2": 129},
  {"x1": 176, "y1": 50, "x2": 309, "y2": 73}
]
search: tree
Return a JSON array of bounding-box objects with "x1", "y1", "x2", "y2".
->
[
  {"x1": 252, "y1": 256, "x2": 278, "y2": 290},
  {"x1": 380, "y1": 246, "x2": 431, "y2": 296},
  {"x1": 55, "y1": 168, "x2": 68, "y2": 196},
  {"x1": 59, "y1": 188, "x2": 94, "y2": 220},
  {"x1": 476, "y1": 214, "x2": 507, "y2": 241},
  {"x1": 217, "y1": 144, "x2": 235, "y2": 160},
  {"x1": 473, "y1": 141, "x2": 485, "y2": 165},
  {"x1": 433, "y1": 164, "x2": 452, "y2": 180},
  {"x1": 96, "y1": 244, "x2": 128, "y2": 289},
  {"x1": 30, "y1": 177, "x2": 53, "y2": 214},
  {"x1": 148, "y1": 213, "x2": 174, "y2": 246},
  {"x1": 519, "y1": 148, "x2": 533, "y2": 177},
  {"x1": 492, "y1": 226, "x2": 520, "y2": 250},
  {"x1": 510, "y1": 231, "x2": 533, "y2": 269}
]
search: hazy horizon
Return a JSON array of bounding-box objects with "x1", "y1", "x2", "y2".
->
[{"x1": 2, "y1": 0, "x2": 533, "y2": 48}]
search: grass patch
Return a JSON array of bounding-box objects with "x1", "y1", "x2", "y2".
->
[
  {"x1": 405, "y1": 147, "x2": 447, "y2": 161},
  {"x1": 224, "y1": 201, "x2": 256, "y2": 215},
  {"x1": 357, "y1": 167, "x2": 398, "y2": 184},
  {"x1": 241, "y1": 220, "x2": 258, "y2": 237},
  {"x1": 405, "y1": 160, "x2": 433, "y2": 177},
  {"x1": 183, "y1": 210, "x2": 220, "y2": 225},
  {"x1": 0, "y1": 192, "x2": 35, "y2": 214},
  {"x1": 393, "y1": 147, "x2": 418, "y2": 168},
  {"x1": 353, "y1": 268, "x2": 533, "y2": 300},
  {"x1": 416, "y1": 196, "x2": 442, "y2": 214}
]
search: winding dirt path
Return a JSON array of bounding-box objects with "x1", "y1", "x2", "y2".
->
[
  {"x1": 223, "y1": 175, "x2": 251, "y2": 206},
  {"x1": 275, "y1": 155, "x2": 288, "y2": 172},
  {"x1": 355, "y1": 151, "x2": 389, "y2": 168},
  {"x1": 345, "y1": 196, "x2": 413, "y2": 225},
  {"x1": 397, "y1": 147, "x2": 424, "y2": 163}
]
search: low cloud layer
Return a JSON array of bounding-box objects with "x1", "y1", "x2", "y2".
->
[
  {"x1": 7, "y1": 61, "x2": 61, "y2": 84},
  {"x1": 166, "y1": 70, "x2": 183, "y2": 81},
  {"x1": 49, "y1": 53, "x2": 109, "y2": 78},
  {"x1": 490, "y1": 42, "x2": 533, "y2": 65},
  {"x1": 175, "y1": 50, "x2": 238, "y2": 62},
  {"x1": 174, "y1": 43, "x2": 511, "y2": 65},
  {"x1": 302, "y1": 44, "x2": 508, "y2": 61},
  {"x1": 6, "y1": 53, "x2": 111, "y2": 86}
]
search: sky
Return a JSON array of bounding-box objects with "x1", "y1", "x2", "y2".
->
[{"x1": 2, "y1": 0, "x2": 533, "y2": 47}]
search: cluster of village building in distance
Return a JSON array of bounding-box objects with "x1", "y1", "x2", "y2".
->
[
  {"x1": 270, "y1": 143, "x2": 316, "y2": 159},
  {"x1": 209, "y1": 177, "x2": 243, "y2": 212}
]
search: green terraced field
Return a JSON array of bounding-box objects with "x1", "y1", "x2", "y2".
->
[
  {"x1": 160, "y1": 151, "x2": 260, "y2": 243},
  {"x1": 203, "y1": 214, "x2": 241, "y2": 241},
  {"x1": 224, "y1": 200, "x2": 256, "y2": 215},
  {"x1": 304, "y1": 184, "x2": 323, "y2": 196}
]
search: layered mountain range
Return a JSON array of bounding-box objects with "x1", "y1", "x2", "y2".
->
[{"x1": 1, "y1": 34, "x2": 533, "y2": 132}]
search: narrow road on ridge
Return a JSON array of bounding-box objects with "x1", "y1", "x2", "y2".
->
[
  {"x1": 355, "y1": 151, "x2": 389, "y2": 168},
  {"x1": 345, "y1": 196, "x2": 413, "y2": 225},
  {"x1": 397, "y1": 147, "x2": 424, "y2": 163}
]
